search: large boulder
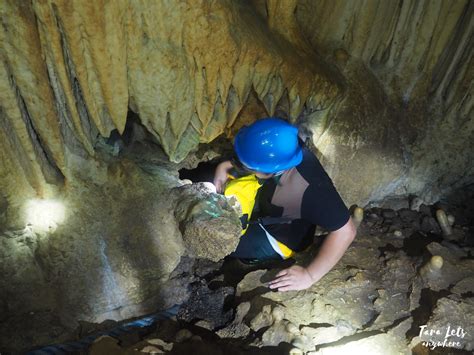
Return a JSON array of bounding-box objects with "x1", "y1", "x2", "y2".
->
[{"x1": 172, "y1": 182, "x2": 242, "y2": 262}]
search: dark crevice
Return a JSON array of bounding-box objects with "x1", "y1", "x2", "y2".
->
[
  {"x1": 52, "y1": 4, "x2": 99, "y2": 146},
  {"x1": 315, "y1": 329, "x2": 384, "y2": 350},
  {"x1": 31, "y1": 7, "x2": 87, "y2": 160},
  {"x1": 429, "y1": 0, "x2": 474, "y2": 97},
  {"x1": 12, "y1": 76, "x2": 65, "y2": 186},
  {"x1": 406, "y1": 288, "x2": 451, "y2": 341},
  {"x1": 378, "y1": 243, "x2": 402, "y2": 258},
  {"x1": 313, "y1": 315, "x2": 411, "y2": 350},
  {"x1": 117, "y1": 109, "x2": 170, "y2": 163},
  {"x1": 0, "y1": 105, "x2": 37, "y2": 189},
  {"x1": 384, "y1": 315, "x2": 411, "y2": 331},
  {"x1": 243, "y1": 325, "x2": 271, "y2": 346},
  {"x1": 179, "y1": 160, "x2": 221, "y2": 184},
  {"x1": 361, "y1": 311, "x2": 380, "y2": 329},
  {"x1": 303, "y1": 322, "x2": 333, "y2": 329},
  {"x1": 403, "y1": 231, "x2": 443, "y2": 257},
  {"x1": 43, "y1": 55, "x2": 89, "y2": 158},
  {"x1": 236, "y1": 286, "x2": 271, "y2": 305},
  {"x1": 72, "y1": 77, "x2": 97, "y2": 143}
]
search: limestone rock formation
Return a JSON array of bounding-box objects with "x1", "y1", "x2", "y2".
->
[
  {"x1": 295, "y1": 0, "x2": 474, "y2": 204},
  {"x1": 1, "y1": 0, "x2": 471, "y2": 209},
  {"x1": 0, "y1": 158, "x2": 189, "y2": 350},
  {"x1": 0, "y1": 0, "x2": 340, "y2": 207},
  {"x1": 172, "y1": 182, "x2": 242, "y2": 262},
  {"x1": 219, "y1": 206, "x2": 473, "y2": 353}
]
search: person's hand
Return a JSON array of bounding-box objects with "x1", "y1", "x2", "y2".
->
[
  {"x1": 213, "y1": 161, "x2": 232, "y2": 193},
  {"x1": 268, "y1": 265, "x2": 314, "y2": 292}
]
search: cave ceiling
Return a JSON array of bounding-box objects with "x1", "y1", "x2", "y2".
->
[{"x1": 0, "y1": 0, "x2": 472, "y2": 205}]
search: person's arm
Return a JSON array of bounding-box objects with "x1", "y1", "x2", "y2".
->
[
  {"x1": 268, "y1": 218, "x2": 356, "y2": 291},
  {"x1": 213, "y1": 160, "x2": 233, "y2": 193}
]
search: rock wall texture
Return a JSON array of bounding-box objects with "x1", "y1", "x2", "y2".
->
[
  {"x1": 0, "y1": 0, "x2": 340, "y2": 206},
  {"x1": 172, "y1": 182, "x2": 242, "y2": 262},
  {"x1": 296, "y1": 0, "x2": 471, "y2": 100},
  {"x1": 1, "y1": 0, "x2": 472, "y2": 210},
  {"x1": 1, "y1": 0, "x2": 473, "y2": 208},
  {"x1": 294, "y1": 0, "x2": 473, "y2": 204},
  {"x1": 0, "y1": 158, "x2": 190, "y2": 350}
]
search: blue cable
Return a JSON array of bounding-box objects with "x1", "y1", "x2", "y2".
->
[{"x1": 27, "y1": 305, "x2": 180, "y2": 355}]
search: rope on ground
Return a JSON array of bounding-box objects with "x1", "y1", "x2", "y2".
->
[{"x1": 27, "y1": 305, "x2": 180, "y2": 355}]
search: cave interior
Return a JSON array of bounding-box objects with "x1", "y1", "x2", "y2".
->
[{"x1": 0, "y1": 0, "x2": 473, "y2": 354}]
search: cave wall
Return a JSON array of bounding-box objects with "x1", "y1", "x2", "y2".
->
[
  {"x1": 1, "y1": 0, "x2": 473, "y2": 209},
  {"x1": 0, "y1": 0, "x2": 340, "y2": 207},
  {"x1": 296, "y1": 0, "x2": 472, "y2": 101},
  {"x1": 294, "y1": 0, "x2": 473, "y2": 203}
]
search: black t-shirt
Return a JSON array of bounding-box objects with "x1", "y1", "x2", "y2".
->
[{"x1": 254, "y1": 148, "x2": 350, "y2": 251}]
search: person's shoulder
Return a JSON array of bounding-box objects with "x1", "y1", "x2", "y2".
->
[
  {"x1": 301, "y1": 147, "x2": 321, "y2": 165},
  {"x1": 296, "y1": 147, "x2": 331, "y2": 184}
]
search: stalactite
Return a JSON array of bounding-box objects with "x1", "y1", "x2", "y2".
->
[
  {"x1": 0, "y1": 0, "x2": 471, "y2": 206},
  {"x1": 1, "y1": 0, "x2": 340, "y2": 200}
]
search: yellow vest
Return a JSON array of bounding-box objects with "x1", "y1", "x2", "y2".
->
[
  {"x1": 224, "y1": 174, "x2": 261, "y2": 234},
  {"x1": 224, "y1": 174, "x2": 294, "y2": 258}
]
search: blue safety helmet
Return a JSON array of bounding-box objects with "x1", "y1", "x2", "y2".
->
[{"x1": 234, "y1": 118, "x2": 303, "y2": 173}]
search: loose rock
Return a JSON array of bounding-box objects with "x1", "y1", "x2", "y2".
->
[{"x1": 174, "y1": 329, "x2": 193, "y2": 343}]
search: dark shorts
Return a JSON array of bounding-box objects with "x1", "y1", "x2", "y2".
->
[{"x1": 230, "y1": 223, "x2": 282, "y2": 260}]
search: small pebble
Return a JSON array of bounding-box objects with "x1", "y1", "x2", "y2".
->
[
  {"x1": 333, "y1": 48, "x2": 350, "y2": 65},
  {"x1": 353, "y1": 272, "x2": 366, "y2": 282},
  {"x1": 394, "y1": 230, "x2": 403, "y2": 237},
  {"x1": 353, "y1": 206, "x2": 364, "y2": 227}
]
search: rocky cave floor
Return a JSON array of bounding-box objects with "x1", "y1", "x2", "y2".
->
[{"x1": 28, "y1": 192, "x2": 473, "y2": 355}]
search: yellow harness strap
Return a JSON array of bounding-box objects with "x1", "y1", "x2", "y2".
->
[{"x1": 276, "y1": 241, "x2": 294, "y2": 258}]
